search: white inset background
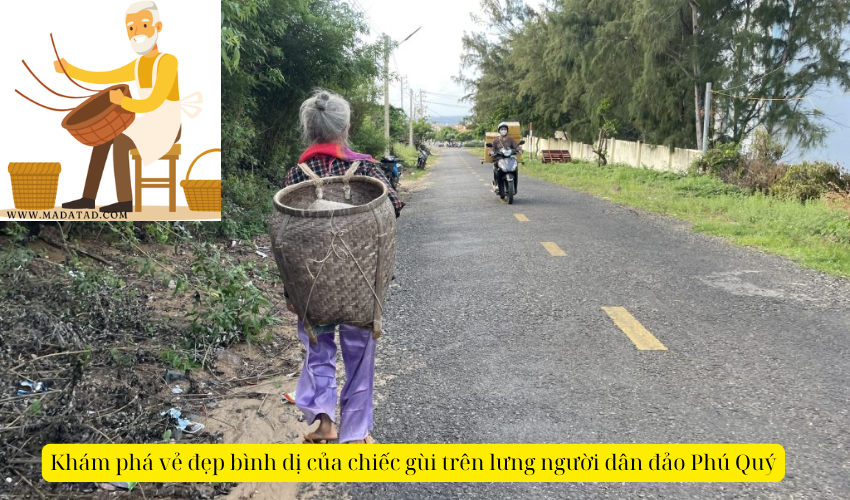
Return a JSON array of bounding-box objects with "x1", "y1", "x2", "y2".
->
[{"x1": 0, "y1": 0, "x2": 221, "y2": 214}]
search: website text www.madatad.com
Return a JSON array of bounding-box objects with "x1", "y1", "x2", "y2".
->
[{"x1": 3, "y1": 210, "x2": 128, "y2": 220}]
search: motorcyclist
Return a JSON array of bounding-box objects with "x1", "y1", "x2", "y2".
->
[{"x1": 491, "y1": 122, "x2": 521, "y2": 197}]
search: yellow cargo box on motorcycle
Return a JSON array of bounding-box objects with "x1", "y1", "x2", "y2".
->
[{"x1": 483, "y1": 132, "x2": 499, "y2": 163}]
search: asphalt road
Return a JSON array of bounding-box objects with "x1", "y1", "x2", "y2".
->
[{"x1": 327, "y1": 148, "x2": 850, "y2": 499}]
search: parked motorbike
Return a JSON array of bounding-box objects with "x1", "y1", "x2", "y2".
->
[
  {"x1": 379, "y1": 155, "x2": 402, "y2": 189},
  {"x1": 416, "y1": 149, "x2": 429, "y2": 169},
  {"x1": 486, "y1": 140, "x2": 525, "y2": 204}
]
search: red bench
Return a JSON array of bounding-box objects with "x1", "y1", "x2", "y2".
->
[{"x1": 540, "y1": 150, "x2": 572, "y2": 163}]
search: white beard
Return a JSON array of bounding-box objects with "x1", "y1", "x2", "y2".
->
[{"x1": 130, "y1": 30, "x2": 158, "y2": 55}]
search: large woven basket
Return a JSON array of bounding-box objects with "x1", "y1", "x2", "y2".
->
[
  {"x1": 180, "y1": 148, "x2": 221, "y2": 212},
  {"x1": 61, "y1": 85, "x2": 135, "y2": 147},
  {"x1": 269, "y1": 163, "x2": 396, "y2": 342},
  {"x1": 8, "y1": 162, "x2": 61, "y2": 209}
]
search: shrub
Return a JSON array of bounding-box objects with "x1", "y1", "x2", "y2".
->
[
  {"x1": 217, "y1": 173, "x2": 276, "y2": 239},
  {"x1": 392, "y1": 142, "x2": 418, "y2": 167},
  {"x1": 750, "y1": 128, "x2": 785, "y2": 166},
  {"x1": 740, "y1": 129, "x2": 788, "y2": 193},
  {"x1": 737, "y1": 161, "x2": 789, "y2": 194},
  {"x1": 350, "y1": 115, "x2": 387, "y2": 159},
  {"x1": 690, "y1": 141, "x2": 742, "y2": 178},
  {"x1": 187, "y1": 242, "x2": 276, "y2": 347},
  {"x1": 772, "y1": 162, "x2": 846, "y2": 202}
]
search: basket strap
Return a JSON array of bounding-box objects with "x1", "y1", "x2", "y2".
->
[
  {"x1": 298, "y1": 163, "x2": 325, "y2": 200},
  {"x1": 342, "y1": 161, "x2": 360, "y2": 201}
]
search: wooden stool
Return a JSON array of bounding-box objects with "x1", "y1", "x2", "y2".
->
[{"x1": 131, "y1": 144, "x2": 181, "y2": 212}]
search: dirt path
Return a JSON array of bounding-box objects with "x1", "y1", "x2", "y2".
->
[{"x1": 204, "y1": 376, "x2": 302, "y2": 500}]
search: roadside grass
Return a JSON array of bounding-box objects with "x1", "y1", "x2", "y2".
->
[{"x1": 522, "y1": 159, "x2": 850, "y2": 277}]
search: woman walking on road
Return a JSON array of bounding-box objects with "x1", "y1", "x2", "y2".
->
[{"x1": 282, "y1": 90, "x2": 404, "y2": 444}]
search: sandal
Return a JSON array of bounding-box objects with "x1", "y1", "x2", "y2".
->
[
  {"x1": 303, "y1": 432, "x2": 337, "y2": 444},
  {"x1": 343, "y1": 434, "x2": 377, "y2": 444}
]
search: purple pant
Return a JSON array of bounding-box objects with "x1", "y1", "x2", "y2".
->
[{"x1": 295, "y1": 319, "x2": 376, "y2": 443}]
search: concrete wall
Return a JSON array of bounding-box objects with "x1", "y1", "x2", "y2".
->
[{"x1": 526, "y1": 136, "x2": 699, "y2": 174}]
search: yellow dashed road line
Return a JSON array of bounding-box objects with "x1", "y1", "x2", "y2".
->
[
  {"x1": 514, "y1": 214, "x2": 529, "y2": 222},
  {"x1": 601, "y1": 306, "x2": 667, "y2": 351},
  {"x1": 541, "y1": 242, "x2": 566, "y2": 256}
]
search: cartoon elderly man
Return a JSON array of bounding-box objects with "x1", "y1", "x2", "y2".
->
[{"x1": 58, "y1": 1, "x2": 184, "y2": 212}]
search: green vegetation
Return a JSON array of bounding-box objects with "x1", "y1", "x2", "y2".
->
[
  {"x1": 160, "y1": 348, "x2": 202, "y2": 371},
  {"x1": 772, "y1": 162, "x2": 847, "y2": 203},
  {"x1": 221, "y1": 0, "x2": 396, "y2": 239},
  {"x1": 393, "y1": 143, "x2": 419, "y2": 167},
  {"x1": 522, "y1": 159, "x2": 850, "y2": 276},
  {"x1": 187, "y1": 243, "x2": 276, "y2": 346},
  {"x1": 460, "y1": 0, "x2": 850, "y2": 151}
]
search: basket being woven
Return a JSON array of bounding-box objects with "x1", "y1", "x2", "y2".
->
[
  {"x1": 180, "y1": 148, "x2": 221, "y2": 212},
  {"x1": 8, "y1": 162, "x2": 61, "y2": 209},
  {"x1": 269, "y1": 162, "x2": 397, "y2": 342},
  {"x1": 61, "y1": 85, "x2": 135, "y2": 147}
]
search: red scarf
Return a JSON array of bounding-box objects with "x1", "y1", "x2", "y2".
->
[{"x1": 298, "y1": 144, "x2": 376, "y2": 164}]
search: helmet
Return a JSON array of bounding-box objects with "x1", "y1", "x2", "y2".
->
[{"x1": 497, "y1": 122, "x2": 509, "y2": 132}]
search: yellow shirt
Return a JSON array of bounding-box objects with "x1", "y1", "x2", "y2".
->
[{"x1": 66, "y1": 54, "x2": 180, "y2": 113}]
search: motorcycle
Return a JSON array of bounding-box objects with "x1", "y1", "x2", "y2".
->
[
  {"x1": 486, "y1": 140, "x2": 525, "y2": 205},
  {"x1": 416, "y1": 149, "x2": 429, "y2": 169},
  {"x1": 379, "y1": 155, "x2": 402, "y2": 189}
]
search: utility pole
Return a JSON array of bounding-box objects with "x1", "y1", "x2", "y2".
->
[
  {"x1": 409, "y1": 88, "x2": 414, "y2": 146},
  {"x1": 383, "y1": 35, "x2": 390, "y2": 155},
  {"x1": 400, "y1": 76, "x2": 405, "y2": 115},
  {"x1": 419, "y1": 90, "x2": 425, "y2": 118},
  {"x1": 690, "y1": 0, "x2": 703, "y2": 150},
  {"x1": 380, "y1": 28, "x2": 421, "y2": 155},
  {"x1": 702, "y1": 82, "x2": 712, "y2": 153}
]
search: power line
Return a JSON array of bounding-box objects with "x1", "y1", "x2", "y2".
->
[
  {"x1": 424, "y1": 100, "x2": 472, "y2": 109},
  {"x1": 426, "y1": 91, "x2": 468, "y2": 100},
  {"x1": 711, "y1": 89, "x2": 807, "y2": 102},
  {"x1": 349, "y1": 0, "x2": 381, "y2": 35}
]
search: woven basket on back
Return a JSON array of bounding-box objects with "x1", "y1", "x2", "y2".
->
[
  {"x1": 61, "y1": 85, "x2": 135, "y2": 147},
  {"x1": 181, "y1": 148, "x2": 221, "y2": 212},
  {"x1": 8, "y1": 162, "x2": 61, "y2": 209},
  {"x1": 269, "y1": 162, "x2": 396, "y2": 343}
]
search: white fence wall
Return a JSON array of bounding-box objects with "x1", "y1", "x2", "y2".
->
[{"x1": 526, "y1": 136, "x2": 700, "y2": 174}]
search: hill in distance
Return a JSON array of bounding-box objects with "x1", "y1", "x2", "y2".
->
[{"x1": 428, "y1": 115, "x2": 466, "y2": 126}]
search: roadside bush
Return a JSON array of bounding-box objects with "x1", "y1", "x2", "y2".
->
[
  {"x1": 393, "y1": 142, "x2": 418, "y2": 167},
  {"x1": 690, "y1": 141, "x2": 742, "y2": 179},
  {"x1": 772, "y1": 162, "x2": 846, "y2": 202},
  {"x1": 738, "y1": 129, "x2": 788, "y2": 193},
  {"x1": 735, "y1": 161, "x2": 788, "y2": 194},
  {"x1": 351, "y1": 115, "x2": 387, "y2": 159},
  {"x1": 188, "y1": 242, "x2": 276, "y2": 347},
  {"x1": 218, "y1": 172, "x2": 276, "y2": 239}
]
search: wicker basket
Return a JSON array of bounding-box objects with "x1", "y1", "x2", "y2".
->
[
  {"x1": 61, "y1": 85, "x2": 135, "y2": 147},
  {"x1": 269, "y1": 162, "x2": 396, "y2": 342},
  {"x1": 180, "y1": 148, "x2": 221, "y2": 212},
  {"x1": 8, "y1": 162, "x2": 61, "y2": 209}
]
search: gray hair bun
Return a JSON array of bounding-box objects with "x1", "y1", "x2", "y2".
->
[
  {"x1": 315, "y1": 92, "x2": 330, "y2": 111},
  {"x1": 299, "y1": 89, "x2": 352, "y2": 145}
]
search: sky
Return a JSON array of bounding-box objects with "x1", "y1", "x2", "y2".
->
[
  {"x1": 349, "y1": 0, "x2": 482, "y2": 121},
  {"x1": 792, "y1": 86, "x2": 850, "y2": 168},
  {"x1": 352, "y1": 0, "x2": 850, "y2": 167}
]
